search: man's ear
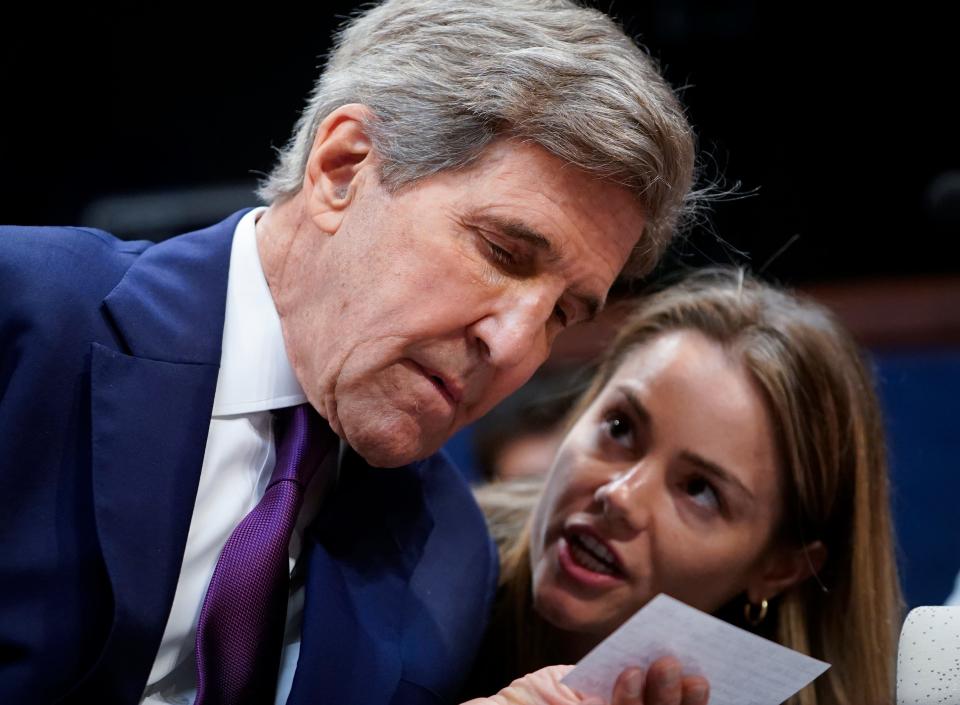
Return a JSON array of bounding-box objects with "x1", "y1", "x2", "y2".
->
[
  {"x1": 746, "y1": 540, "x2": 827, "y2": 604},
  {"x1": 303, "y1": 103, "x2": 376, "y2": 234}
]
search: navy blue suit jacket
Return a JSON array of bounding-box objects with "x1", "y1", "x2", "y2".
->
[{"x1": 0, "y1": 212, "x2": 498, "y2": 704}]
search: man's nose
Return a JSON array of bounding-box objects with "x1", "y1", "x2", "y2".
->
[
  {"x1": 468, "y1": 285, "x2": 557, "y2": 371},
  {"x1": 593, "y1": 462, "x2": 655, "y2": 533}
]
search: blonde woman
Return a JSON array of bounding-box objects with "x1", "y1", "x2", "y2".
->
[{"x1": 468, "y1": 267, "x2": 903, "y2": 705}]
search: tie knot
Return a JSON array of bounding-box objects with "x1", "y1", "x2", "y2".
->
[{"x1": 270, "y1": 403, "x2": 334, "y2": 488}]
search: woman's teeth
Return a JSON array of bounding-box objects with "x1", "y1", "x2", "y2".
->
[{"x1": 569, "y1": 533, "x2": 619, "y2": 575}]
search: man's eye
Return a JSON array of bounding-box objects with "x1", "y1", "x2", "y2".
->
[{"x1": 484, "y1": 238, "x2": 515, "y2": 266}]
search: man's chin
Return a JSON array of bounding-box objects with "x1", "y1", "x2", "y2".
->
[
  {"x1": 353, "y1": 444, "x2": 420, "y2": 469},
  {"x1": 331, "y1": 391, "x2": 459, "y2": 466},
  {"x1": 342, "y1": 419, "x2": 445, "y2": 469}
]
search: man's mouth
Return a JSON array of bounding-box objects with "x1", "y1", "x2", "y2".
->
[
  {"x1": 428, "y1": 374, "x2": 453, "y2": 404},
  {"x1": 411, "y1": 362, "x2": 462, "y2": 406}
]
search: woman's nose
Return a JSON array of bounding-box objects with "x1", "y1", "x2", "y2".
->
[{"x1": 593, "y1": 464, "x2": 653, "y2": 532}]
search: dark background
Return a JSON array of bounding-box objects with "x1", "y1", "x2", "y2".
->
[
  {"x1": 2, "y1": 2, "x2": 957, "y2": 284},
  {"x1": 3, "y1": 3, "x2": 958, "y2": 607}
]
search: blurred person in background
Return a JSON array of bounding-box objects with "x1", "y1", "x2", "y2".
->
[{"x1": 473, "y1": 367, "x2": 587, "y2": 483}]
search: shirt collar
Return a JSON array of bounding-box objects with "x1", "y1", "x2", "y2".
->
[{"x1": 210, "y1": 207, "x2": 307, "y2": 415}]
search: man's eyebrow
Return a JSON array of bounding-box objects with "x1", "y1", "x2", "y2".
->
[
  {"x1": 679, "y1": 450, "x2": 756, "y2": 504},
  {"x1": 471, "y1": 213, "x2": 604, "y2": 321},
  {"x1": 473, "y1": 213, "x2": 557, "y2": 259}
]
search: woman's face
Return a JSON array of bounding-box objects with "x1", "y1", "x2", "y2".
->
[{"x1": 529, "y1": 329, "x2": 788, "y2": 642}]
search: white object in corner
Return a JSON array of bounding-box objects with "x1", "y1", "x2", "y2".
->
[{"x1": 897, "y1": 606, "x2": 960, "y2": 705}]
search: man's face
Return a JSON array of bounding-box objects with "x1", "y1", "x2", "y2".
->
[{"x1": 275, "y1": 138, "x2": 644, "y2": 467}]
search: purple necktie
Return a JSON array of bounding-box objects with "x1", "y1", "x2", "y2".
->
[{"x1": 194, "y1": 403, "x2": 334, "y2": 705}]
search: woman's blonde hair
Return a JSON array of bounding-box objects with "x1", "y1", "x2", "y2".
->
[{"x1": 484, "y1": 267, "x2": 902, "y2": 705}]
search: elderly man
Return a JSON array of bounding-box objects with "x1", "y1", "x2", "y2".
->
[{"x1": 0, "y1": 1, "x2": 697, "y2": 704}]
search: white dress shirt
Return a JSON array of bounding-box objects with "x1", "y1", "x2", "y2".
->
[{"x1": 141, "y1": 208, "x2": 336, "y2": 705}]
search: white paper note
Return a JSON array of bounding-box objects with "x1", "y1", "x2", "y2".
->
[{"x1": 561, "y1": 594, "x2": 829, "y2": 705}]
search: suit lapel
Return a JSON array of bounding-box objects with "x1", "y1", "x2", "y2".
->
[
  {"x1": 286, "y1": 452, "x2": 434, "y2": 705},
  {"x1": 74, "y1": 211, "x2": 247, "y2": 703}
]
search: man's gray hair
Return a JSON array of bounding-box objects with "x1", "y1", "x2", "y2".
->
[{"x1": 258, "y1": 0, "x2": 698, "y2": 277}]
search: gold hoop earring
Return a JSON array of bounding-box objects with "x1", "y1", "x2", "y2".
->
[{"x1": 744, "y1": 598, "x2": 768, "y2": 627}]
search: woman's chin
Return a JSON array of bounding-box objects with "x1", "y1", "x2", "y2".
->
[{"x1": 533, "y1": 585, "x2": 615, "y2": 636}]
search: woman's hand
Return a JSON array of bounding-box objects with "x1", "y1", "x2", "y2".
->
[
  {"x1": 608, "y1": 657, "x2": 709, "y2": 705},
  {"x1": 461, "y1": 657, "x2": 710, "y2": 705},
  {"x1": 460, "y1": 665, "x2": 581, "y2": 705}
]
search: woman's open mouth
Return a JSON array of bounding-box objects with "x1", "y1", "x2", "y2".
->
[
  {"x1": 568, "y1": 531, "x2": 621, "y2": 575},
  {"x1": 558, "y1": 526, "x2": 626, "y2": 586}
]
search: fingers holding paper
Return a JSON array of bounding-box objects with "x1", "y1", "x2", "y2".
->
[{"x1": 608, "y1": 658, "x2": 709, "y2": 705}]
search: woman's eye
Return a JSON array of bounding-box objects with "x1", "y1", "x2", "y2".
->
[
  {"x1": 684, "y1": 475, "x2": 721, "y2": 513},
  {"x1": 602, "y1": 412, "x2": 634, "y2": 447}
]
